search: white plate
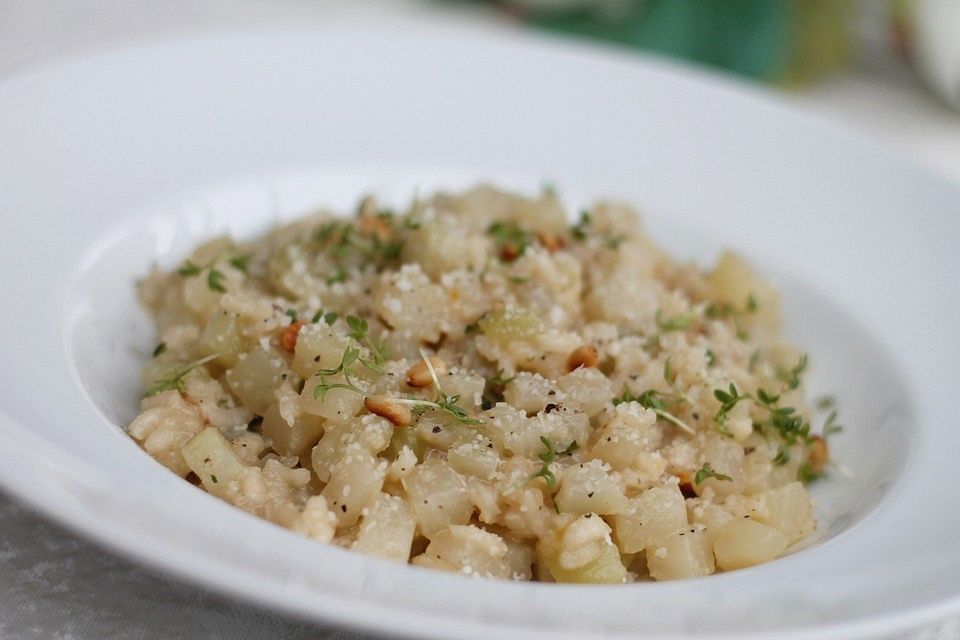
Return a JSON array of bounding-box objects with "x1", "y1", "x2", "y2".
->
[{"x1": 0, "y1": 16, "x2": 958, "y2": 640}]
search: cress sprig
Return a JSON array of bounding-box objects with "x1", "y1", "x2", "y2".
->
[
  {"x1": 146, "y1": 354, "x2": 218, "y2": 396},
  {"x1": 694, "y1": 462, "x2": 732, "y2": 485},
  {"x1": 612, "y1": 377, "x2": 696, "y2": 435},
  {"x1": 388, "y1": 349, "x2": 484, "y2": 426},
  {"x1": 311, "y1": 346, "x2": 366, "y2": 402},
  {"x1": 177, "y1": 248, "x2": 251, "y2": 293},
  {"x1": 345, "y1": 315, "x2": 389, "y2": 372},
  {"x1": 523, "y1": 435, "x2": 579, "y2": 488}
]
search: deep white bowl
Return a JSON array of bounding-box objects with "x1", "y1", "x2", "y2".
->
[{"x1": 0, "y1": 16, "x2": 958, "y2": 640}]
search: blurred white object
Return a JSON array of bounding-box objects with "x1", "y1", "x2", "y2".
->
[{"x1": 899, "y1": 0, "x2": 960, "y2": 110}]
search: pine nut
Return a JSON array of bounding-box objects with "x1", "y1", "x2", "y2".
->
[
  {"x1": 406, "y1": 356, "x2": 447, "y2": 388},
  {"x1": 537, "y1": 230, "x2": 566, "y2": 252},
  {"x1": 281, "y1": 321, "x2": 305, "y2": 352},
  {"x1": 364, "y1": 396, "x2": 412, "y2": 427},
  {"x1": 566, "y1": 344, "x2": 599, "y2": 371},
  {"x1": 806, "y1": 435, "x2": 829, "y2": 475}
]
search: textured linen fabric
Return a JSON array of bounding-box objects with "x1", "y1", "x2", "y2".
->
[
  {"x1": 1, "y1": 2, "x2": 959, "y2": 639},
  {"x1": 0, "y1": 492, "x2": 369, "y2": 640}
]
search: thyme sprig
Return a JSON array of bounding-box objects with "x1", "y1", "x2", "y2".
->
[{"x1": 146, "y1": 354, "x2": 218, "y2": 396}]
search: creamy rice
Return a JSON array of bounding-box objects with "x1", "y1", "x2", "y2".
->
[{"x1": 128, "y1": 185, "x2": 838, "y2": 582}]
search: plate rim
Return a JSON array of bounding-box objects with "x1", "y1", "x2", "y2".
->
[{"x1": 1, "y1": 20, "x2": 959, "y2": 640}]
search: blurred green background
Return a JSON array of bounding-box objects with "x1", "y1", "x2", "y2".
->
[
  {"x1": 507, "y1": 0, "x2": 853, "y2": 85},
  {"x1": 455, "y1": 0, "x2": 854, "y2": 86}
]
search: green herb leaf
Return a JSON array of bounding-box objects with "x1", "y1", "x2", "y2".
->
[
  {"x1": 146, "y1": 354, "x2": 218, "y2": 397},
  {"x1": 152, "y1": 342, "x2": 167, "y2": 357},
  {"x1": 822, "y1": 410, "x2": 843, "y2": 437},
  {"x1": 313, "y1": 311, "x2": 338, "y2": 326},
  {"x1": 612, "y1": 387, "x2": 695, "y2": 434},
  {"x1": 177, "y1": 261, "x2": 202, "y2": 277},
  {"x1": 777, "y1": 354, "x2": 808, "y2": 391},
  {"x1": 206, "y1": 268, "x2": 227, "y2": 293},
  {"x1": 524, "y1": 436, "x2": 578, "y2": 487},
  {"x1": 345, "y1": 314, "x2": 388, "y2": 365},
  {"x1": 311, "y1": 310, "x2": 339, "y2": 325},
  {"x1": 655, "y1": 308, "x2": 691, "y2": 332},
  {"x1": 570, "y1": 210, "x2": 591, "y2": 241},
  {"x1": 228, "y1": 253, "x2": 252, "y2": 272},
  {"x1": 663, "y1": 357, "x2": 674, "y2": 384},
  {"x1": 694, "y1": 462, "x2": 732, "y2": 484},
  {"x1": 748, "y1": 349, "x2": 762, "y2": 373},
  {"x1": 602, "y1": 235, "x2": 625, "y2": 250},
  {"x1": 704, "y1": 302, "x2": 733, "y2": 320},
  {"x1": 705, "y1": 349, "x2": 716, "y2": 367},
  {"x1": 391, "y1": 351, "x2": 484, "y2": 425},
  {"x1": 326, "y1": 266, "x2": 348, "y2": 285},
  {"x1": 487, "y1": 221, "x2": 533, "y2": 261},
  {"x1": 756, "y1": 388, "x2": 779, "y2": 406},
  {"x1": 713, "y1": 382, "x2": 748, "y2": 428},
  {"x1": 797, "y1": 462, "x2": 820, "y2": 483},
  {"x1": 312, "y1": 346, "x2": 364, "y2": 402},
  {"x1": 284, "y1": 308, "x2": 298, "y2": 321},
  {"x1": 346, "y1": 315, "x2": 367, "y2": 337},
  {"x1": 815, "y1": 395, "x2": 836, "y2": 411},
  {"x1": 773, "y1": 445, "x2": 791, "y2": 465}
]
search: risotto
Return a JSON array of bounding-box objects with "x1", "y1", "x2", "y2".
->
[{"x1": 129, "y1": 185, "x2": 840, "y2": 582}]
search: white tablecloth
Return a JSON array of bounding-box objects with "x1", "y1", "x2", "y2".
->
[{"x1": 2, "y1": 2, "x2": 959, "y2": 638}]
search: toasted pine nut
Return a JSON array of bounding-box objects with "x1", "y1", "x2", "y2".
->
[
  {"x1": 676, "y1": 470, "x2": 697, "y2": 498},
  {"x1": 566, "y1": 344, "x2": 599, "y2": 371},
  {"x1": 356, "y1": 195, "x2": 393, "y2": 242},
  {"x1": 364, "y1": 396, "x2": 412, "y2": 427},
  {"x1": 359, "y1": 214, "x2": 392, "y2": 243},
  {"x1": 406, "y1": 356, "x2": 447, "y2": 388},
  {"x1": 537, "y1": 230, "x2": 566, "y2": 252},
  {"x1": 806, "y1": 435, "x2": 829, "y2": 475},
  {"x1": 499, "y1": 244, "x2": 520, "y2": 261},
  {"x1": 281, "y1": 321, "x2": 305, "y2": 352}
]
